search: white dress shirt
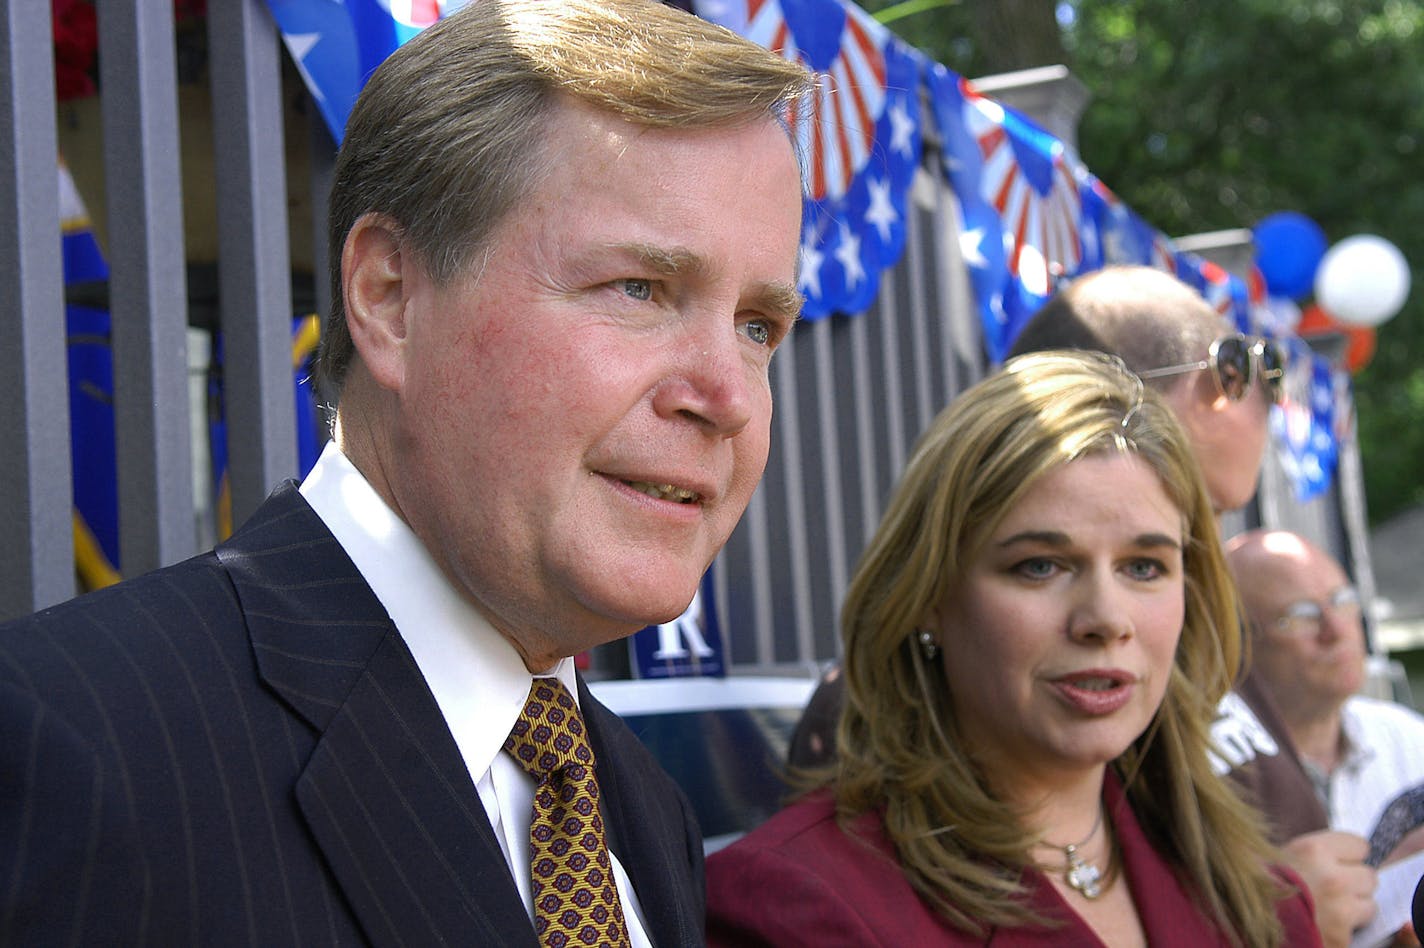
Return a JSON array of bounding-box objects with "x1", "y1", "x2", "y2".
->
[
  {"x1": 300, "y1": 443, "x2": 651, "y2": 945},
  {"x1": 1317, "y1": 695, "x2": 1424, "y2": 844}
]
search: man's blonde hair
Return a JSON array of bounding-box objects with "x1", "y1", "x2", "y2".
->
[{"x1": 320, "y1": 0, "x2": 813, "y2": 395}]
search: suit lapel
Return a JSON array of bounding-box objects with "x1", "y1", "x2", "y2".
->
[
  {"x1": 217, "y1": 484, "x2": 536, "y2": 948},
  {"x1": 295, "y1": 629, "x2": 535, "y2": 948}
]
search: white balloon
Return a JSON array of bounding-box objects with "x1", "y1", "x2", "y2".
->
[{"x1": 1314, "y1": 234, "x2": 1411, "y2": 327}]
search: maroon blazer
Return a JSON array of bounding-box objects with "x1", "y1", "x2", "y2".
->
[{"x1": 707, "y1": 775, "x2": 1321, "y2": 947}]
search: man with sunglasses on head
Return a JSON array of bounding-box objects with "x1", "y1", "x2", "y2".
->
[{"x1": 1012, "y1": 265, "x2": 1285, "y2": 513}]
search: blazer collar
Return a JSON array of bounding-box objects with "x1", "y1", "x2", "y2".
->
[{"x1": 216, "y1": 483, "x2": 536, "y2": 947}]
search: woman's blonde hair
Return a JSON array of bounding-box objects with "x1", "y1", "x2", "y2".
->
[{"x1": 833, "y1": 351, "x2": 1287, "y2": 946}]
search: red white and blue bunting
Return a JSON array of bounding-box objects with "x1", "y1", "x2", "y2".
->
[
  {"x1": 1080, "y1": 175, "x2": 1178, "y2": 279},
  {"x1": 261, "y1": 0, "x2": 1343, "y2": 500},
  {"x1": 695, "y1": 0, "x2": 924, "y2": 319},
  {"x1": 1275, "y1": 337, "x2": 1345, "y2": 501},
  {"x1": 263, "y1": 0, "x2": 446, "y2": 142},
  {"x1": 929, "y1": 62, "x2": 1087, "y2": 362}
]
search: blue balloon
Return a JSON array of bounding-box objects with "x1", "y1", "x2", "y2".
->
[{"x1": 1253, "y1": 211, "x2": 1328, "y2": 300}]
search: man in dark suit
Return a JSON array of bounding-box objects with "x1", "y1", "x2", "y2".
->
[{"x1": 0, "y1": 2, "x2": 811, "y2": 944}]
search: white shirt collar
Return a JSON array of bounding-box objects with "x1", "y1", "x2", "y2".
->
[
  {"x1": 299, "y1": 442, "x2": 577, "y2": 781},
  {"x1": 1337, "y1": 698, "x2": 1376, "y2": 774}
]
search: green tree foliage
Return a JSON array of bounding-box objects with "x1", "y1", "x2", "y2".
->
[{"x1": 872, "y1": 0, "x2": 1424, "y2": 522}]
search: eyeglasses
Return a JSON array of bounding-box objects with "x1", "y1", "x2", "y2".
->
[
  {"x1": 1272, "y1": 585, "x2": 1362, "y2": 638},
  {"x1": 1139, "y1": 334, "x2": 1285, "y2": 404}
]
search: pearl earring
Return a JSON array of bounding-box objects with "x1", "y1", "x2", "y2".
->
[{"x1": 917, "y1": 629, "x2": 939, "y2": 661}]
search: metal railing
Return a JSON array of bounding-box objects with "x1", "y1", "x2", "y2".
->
[{"x1": 2, "y1": 4, "x2": 1375, "y2": 689}]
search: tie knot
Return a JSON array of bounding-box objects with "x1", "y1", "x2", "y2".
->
[{"x1": 504, "y1": 678, "x2": 595, "y2": 782}]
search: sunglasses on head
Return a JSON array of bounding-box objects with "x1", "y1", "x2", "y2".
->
[{"x1": 1138, "y1": 333, "x2": 1285, "y2": 404}]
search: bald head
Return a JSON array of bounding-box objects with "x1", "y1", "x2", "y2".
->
[
  {"x1": 1010, "y1": 265, "x2": 1272, "y2": 515},
  {"x1": 1225, "y1": 530, "x2": 1366, "y2": 720},
  {"x1": 1225, "y1": 530, "x2": 1324, "y2": 615},
  {"x1": 1007, "y1": 265, "x2": 1222, "y2": 376}
]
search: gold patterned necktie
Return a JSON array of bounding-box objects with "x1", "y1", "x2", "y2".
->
[{"x1": 504, "y1": 678, "x2": 631, "y2": 948}]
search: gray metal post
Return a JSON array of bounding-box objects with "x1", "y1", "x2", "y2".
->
[
  {"x1": 208, "y1": 0, "x2": 297, "y2": 521},
  {"x1": 98, "y1": 0, "x2": 195, "y2": 575},
  {"x1": 0, "y1": 0, "x2": 74, "y2": 618}
]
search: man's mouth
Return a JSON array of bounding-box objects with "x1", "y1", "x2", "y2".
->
[{"x1": 626, "y1": 480, "x2": 700, "y2": 504}]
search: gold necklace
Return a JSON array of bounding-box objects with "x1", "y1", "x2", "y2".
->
[{"x1": 1046, "y1": 807, "x2": 1106, "y2": 899}]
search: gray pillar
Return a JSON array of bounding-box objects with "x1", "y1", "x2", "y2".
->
[
  {"x1": 0, "y1": 0, "x2": 74, "y2": 618},
  {"x1": 98, "y1": 0, "x2": 195, "y2": 574},
  {"x1": 209, "y1": 0, "x2": 297, "y2": 521},
  {"x1": 971, "y1": 64, "x2": 1090, "y2": 152}
]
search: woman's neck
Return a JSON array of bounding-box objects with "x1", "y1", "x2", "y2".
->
[
  {"x1": 1010, "y1": 766, "x2": 1109, "y2": 884},
  {"x1": 1011, "y1": 764, "x2": 1108, "y2": 848}
]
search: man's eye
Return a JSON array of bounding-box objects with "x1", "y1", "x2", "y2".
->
[
  {"x1": 619, "y1": 279, "x2": 653, "y2": 301},
  {"x1": 741, "y1": 320, "x2": 771, "y2": 346}
]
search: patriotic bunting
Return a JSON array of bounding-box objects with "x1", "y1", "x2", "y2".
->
[
  {"x1": 1274, "y1": 337, "x2": 1342, "y2": 501},
  {"x1": 260, "y1": 0, "x2": 1344, "y2": 498},
  {"x1": 928, "y1": 62, "x2": 1087, "y2": 362},
  {"x1": 1177, "y1": 253, "x2": 1252, "y2": 333},
  {"x1": 1079, "y1": 175, "x2": 1177, "y2": 275},
  {"x1": 696, "y1": 0, "x2": 924, "y2": 319},
  {"x1": 262, "y1": 0, "x2": 450, "y2": 142},
  {"x1": 61, "y1": 159, "x2": 121, "y2": 590}
]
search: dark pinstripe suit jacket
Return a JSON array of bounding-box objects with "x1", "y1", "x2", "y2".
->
[{"x1": 0, "y1": 483, "x2": 705, "y2": 947}]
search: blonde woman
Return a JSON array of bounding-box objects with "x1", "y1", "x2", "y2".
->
[{"x1": 707, "y1": 352, "x2": 1321, "y2": 946}]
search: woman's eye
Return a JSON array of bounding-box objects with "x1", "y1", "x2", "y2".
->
[
  {"x1": 1013, "y1": 558, "x2": 1057, "y2": 580},
  {"x1": 1125, "y1": 559, "x2": 1165, "y2": 581},
  {"x1": 618, "y1": 279, "x2": 653, "y2": 301},
  {"x1": 741, "y1": 320, "x2": 771, "y2": 346}
]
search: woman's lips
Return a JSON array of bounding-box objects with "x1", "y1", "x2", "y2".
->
[{"x1": 1049, "y1": 670, "x2": 1138, "y2": 715}]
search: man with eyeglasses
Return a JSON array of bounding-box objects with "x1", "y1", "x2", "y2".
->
[{"x1": 1227, "y1": 530, "x2": 1424, "y2": 863}]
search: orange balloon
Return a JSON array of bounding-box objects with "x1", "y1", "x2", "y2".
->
[
  {"x1": 1344, "y1": 324, "x2": 1376, "y2": 372},
  {"x1": 1297, "y1": 302, "x2": 1337, "y2": 335},
  {"x1": 1295, "y1": 302, "x2": 1375, "y2": 372}
]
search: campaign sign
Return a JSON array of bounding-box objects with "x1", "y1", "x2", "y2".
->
[{"x1": 630, "y1": 572, "x2": 724, "y2": 679}]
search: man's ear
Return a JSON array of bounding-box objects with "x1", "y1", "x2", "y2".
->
[{"x1": 342, "y1": 212, "x2": 409, "y2": 393}]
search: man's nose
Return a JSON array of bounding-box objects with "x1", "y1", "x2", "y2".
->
[{"x1": 651, "y1": 325, "x2": 757, "y2": 437}]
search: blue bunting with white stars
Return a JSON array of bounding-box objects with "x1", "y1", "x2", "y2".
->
[
  {"x1": 928, "y1": 61, "x2": 1089, "y2": 362},
  {"x1": 696, "y1": 0, "x2": 924, "y2": 320},
  {"x1": 261, "y1": 0, "x2": 1343, "y2": 501},
  {"x1": 1080, "y1": 174, "x2": 1179, "y2": 275},
  {"x1": 263, "y1": 0, "x2": 441, "y2": 143},
  {"x1": 1275, "y1": 336, "x2": 1342, "y2": 502}
]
